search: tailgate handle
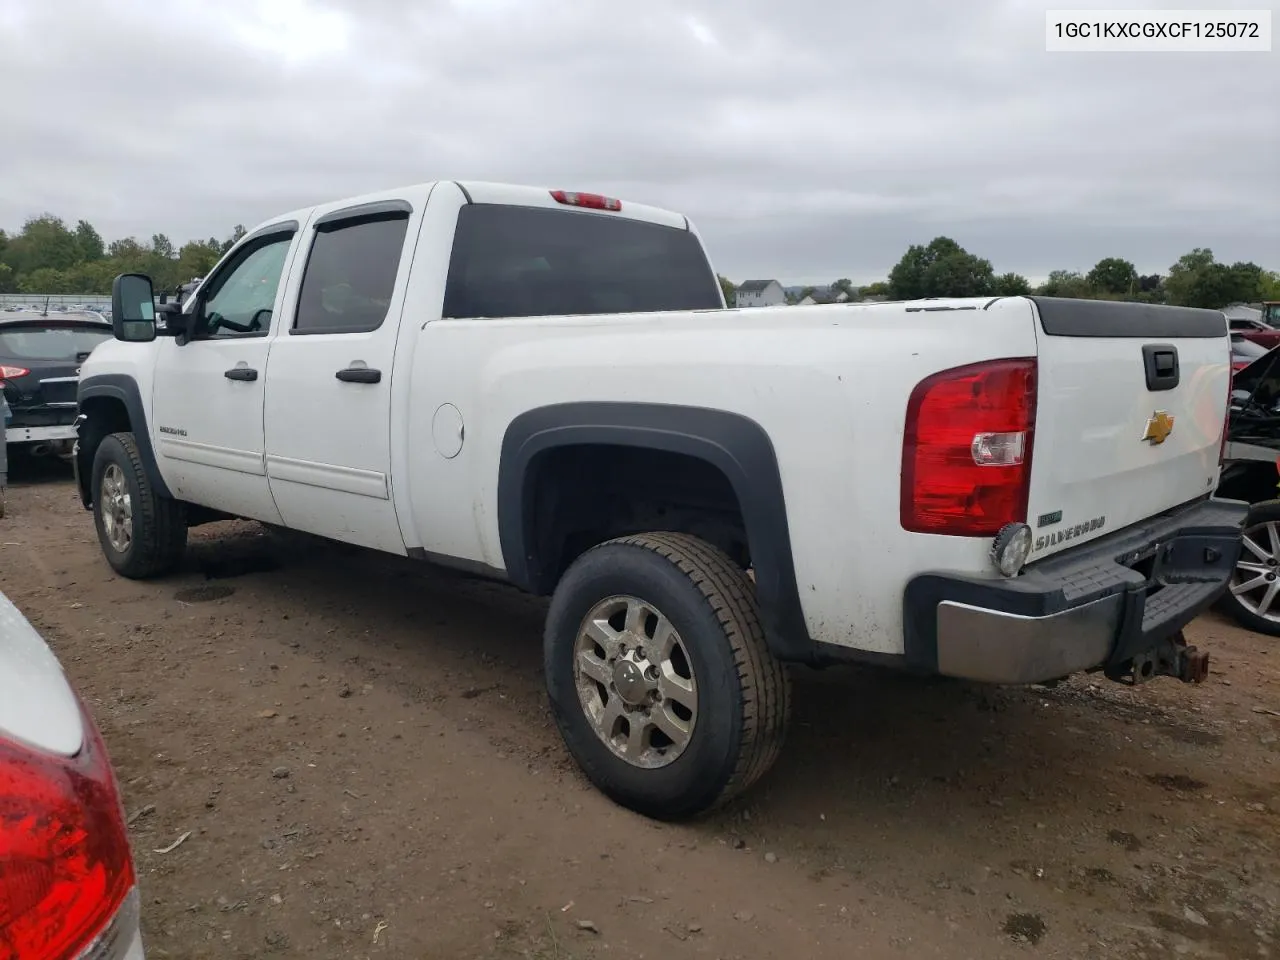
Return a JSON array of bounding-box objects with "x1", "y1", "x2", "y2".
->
[{"x1": 1142, "y1": 344, "x2": 1179, "y2": 392}]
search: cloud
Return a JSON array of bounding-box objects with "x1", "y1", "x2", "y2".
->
[{"x1": 0, "y1": 0, "x2": 1274, "y2": 283}]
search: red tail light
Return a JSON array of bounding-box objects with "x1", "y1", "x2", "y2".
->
[
  {"x1": 550, "y1": 190, "x2": 622, "y2": 212},
  {"x1": 901, "y1": 358, "x2": 1037, "y2": 536},
  {"x1": 0, "y1": 702, "x2": 136, "y2": 960},
  {"x1": 0, "y1": 365, "x2": 30, "y2": 380}
]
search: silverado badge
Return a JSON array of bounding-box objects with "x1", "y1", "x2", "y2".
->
[{"x1": 1142, "y1": 410, "x2": 1175, "y2": 445}]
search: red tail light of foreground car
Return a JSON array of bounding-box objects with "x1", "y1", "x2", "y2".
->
[{"x1": 0, "y1": 700, "x2": 139, "y2": 960}]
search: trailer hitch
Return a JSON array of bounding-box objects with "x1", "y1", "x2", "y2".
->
[{"x1": 1104, "y1": 630, "x2": 1209, "y2": 686}]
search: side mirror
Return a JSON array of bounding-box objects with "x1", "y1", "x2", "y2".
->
[{"x1": 110, "y1": 274, "x2": 157, "y2": 343}]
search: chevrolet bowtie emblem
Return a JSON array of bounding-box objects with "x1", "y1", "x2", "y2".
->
[{"x1": 1142, "y1": 410, "x2": 1175, "y2": 445}]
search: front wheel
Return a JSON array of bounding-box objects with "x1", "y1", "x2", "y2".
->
[
  {"x1": 544, "y1": 532, "x2": 791, "y2": 820},
  {"x1": 92, "y1": 432, "x2": 188, "y2": 579},
  {"x1": 1218, "y1": 500, "x2": 1280, "y2": 637}
]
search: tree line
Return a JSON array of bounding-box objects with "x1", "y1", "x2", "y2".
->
[
  {"x1": 720, "y1": 236, "x2": 1279, "y2": 311},
  {"x1": 3, "y1": 213, "x2": 1276, "y2": 313},
  {"x1": 0, "y1": 214, "x2": 247, "y2": 297}
]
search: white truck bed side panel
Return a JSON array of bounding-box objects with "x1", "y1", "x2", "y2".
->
[{"x1": 403, "y1": 299, "x2": 1038, "y2": 655}]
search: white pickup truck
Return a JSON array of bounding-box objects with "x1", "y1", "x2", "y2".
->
[{"x1": 75, "y1": 180, "x2": 1246, "y2": 819}]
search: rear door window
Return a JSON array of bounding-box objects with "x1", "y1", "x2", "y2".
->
[
  {"x1": 443, "y1": 204, "x2": 722, "y2": 319},
  {"x1": 293, "y1": 214, "x2": 410, "y2": 335}
]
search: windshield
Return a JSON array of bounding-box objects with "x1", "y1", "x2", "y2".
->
[
  {"x1": 443, "y1": 203, "x2": 722, "y2": 319},
  {"x1": 0, "y1": 322, "x2": 112, "y2": 361}
]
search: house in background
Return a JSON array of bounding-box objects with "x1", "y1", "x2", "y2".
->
[
  {"x1": 798, "y1": 289, "x2": 852, "y2": 306},
  {"x1": 793, "y1": 291, "x2": 855, "y2": 305},
  {"x1": 736, "y1": 280, "x2": 785, "y2": 308}
]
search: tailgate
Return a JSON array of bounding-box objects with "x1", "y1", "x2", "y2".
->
[{"x1": 1025, "y1": 297, "x2": 1229, "y2": 561}]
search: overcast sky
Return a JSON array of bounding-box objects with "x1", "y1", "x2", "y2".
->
[{"x1": 0, "y1": 0, "x2": 1275, "y2": 284}]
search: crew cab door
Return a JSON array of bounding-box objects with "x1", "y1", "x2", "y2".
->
[
  {"x1": 262, "y1": 192, "x2": 427, "y2": 553},
  {"x1": 149, "y1": 222, "x2": 302, "y2": 523}
]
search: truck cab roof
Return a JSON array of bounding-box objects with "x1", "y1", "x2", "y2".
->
[{"x1": 253, "y1": 181, "x2": 691, "y2": 240}]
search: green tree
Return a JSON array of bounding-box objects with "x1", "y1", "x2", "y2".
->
[
  {"x1": 1086, "y1": 257, "x2": 1138, "y2": 297},
  {"x1": 17, "y1": 267, "x2": 69, "y2": 294},
  {"x1": 859, "y1": 281, "x2": 890, "y2": 299},
  {"x1": 176, "y1": 240, "x2": 223, "y2": 284},
  {"x1": 151, "y1": 233, "x2": 176, "y2": 260},
  {"x1": 0, "y1": 263, "x2": 13, "y2": 294},
  {"x1": 74, "y1": 220, "x2": 105, "y2": 262},
  {"x1": 222, "y1": 224, "x2": 247, "y2": 253},
  {"x1": 1163, "y1": 249, "x2": 1265, "y2": 308},
  {"x1": 64, "y1": 260, "x2": 117, "y2": 294},
  {"x1": 831, "y1": 278, "x2": 855, "y2": 299},
  {"x1": 1038, "y1": 270, "x2": 1092, "y2": 299},
  {"x1": 993, "y1": 272, "x2": 1031, "y2": 296},
  {"x1": 888, "y1": 237, "x2": 995, "y2": 299},
  {"x1": 6, "y1": 215, "x2": 79, "y2": 274},
  {"x1": 1228, "y1": 261, "x2": 1266, "y2": 301},
  {"x1": 717, "y1": 274, "x2": 736, "y2": 307},
  {"x1": 1164, "y1": 248, "x2": 1216, "y2": 306},
  {"x1": 107, "y1": 237, "x2": 146, "y2": 259},
  {"x1": 107, "y1": 237, "x2": 150, "y2": 274}
]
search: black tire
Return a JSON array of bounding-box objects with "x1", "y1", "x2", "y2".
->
[
  {"x1": 91, "y1": 432, "x2": 187, "y2": 579},
  {"x1": 544, "y1": 532, "x2": 791, "y2": 820},
  {"x1": 1215, "y1": 499, "x2": 1280, "y2": 637}
]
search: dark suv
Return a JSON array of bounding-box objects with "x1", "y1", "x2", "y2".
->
[{"x1": 1, "y1": 313, "x2": 113, "y2": 461}]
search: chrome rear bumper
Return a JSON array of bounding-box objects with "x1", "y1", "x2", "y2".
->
[{"x1": 903, "y1": 497, "x2": 1248, "y2": 685}]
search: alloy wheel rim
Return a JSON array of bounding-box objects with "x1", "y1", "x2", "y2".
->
[
  {"x1": 1231, "y1": 519, "x2": 1280, "y2": 621},
  {"x1": 572, "y1": 595, "x2": 699, "y2": 769},
  {"x1": 100, "y1": 463, "x2": 133, "y2": 553}
]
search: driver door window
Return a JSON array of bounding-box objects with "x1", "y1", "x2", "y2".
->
[{"x1": 197, "y1": 234, "x2": 293, "y2": 339}]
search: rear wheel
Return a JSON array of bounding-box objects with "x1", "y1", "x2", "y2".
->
[
  {"x1": 92, "y1": 432, "x2": 187, "y2": 579},
  {"x1": 544, "y1": 532, "x2": 791, "y2": 820},
  {"x1": 1217, "y1": 499, "x2": 1280, "y2": 637}
]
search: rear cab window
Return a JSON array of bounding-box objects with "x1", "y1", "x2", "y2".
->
[{"x1": 442, "y1": 204, "x2": 722, "y2": 320}]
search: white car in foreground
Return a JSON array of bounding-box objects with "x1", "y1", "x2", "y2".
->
[{"x1": 0, "y1": 590, "x2": 144, "y2": 959}]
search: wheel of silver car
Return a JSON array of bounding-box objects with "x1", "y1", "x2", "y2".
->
[
  {"x1": 573, "y1": 595, "x2": 699, "y2": 769},
  {"x1": 99, "y1": 463, "x2": 133, "y2": 553},
  {"x1": 1218, "y1": 501, "x2": 1280, "y2": 638},
  {"x1": 544, "y1": 532, "x2": 790, "y2": 821}
]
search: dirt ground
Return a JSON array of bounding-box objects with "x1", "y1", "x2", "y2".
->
[{"x1": 2, "y1": 457, "x2": 1279, "y2": 960}]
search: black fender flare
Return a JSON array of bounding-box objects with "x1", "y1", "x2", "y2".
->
[
  {"x1": 76, "y1": 373, "x2": 171, "y2": 506},
  {"x1": 497, "y1": 402, "x2": 814, "y2": 662}
]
